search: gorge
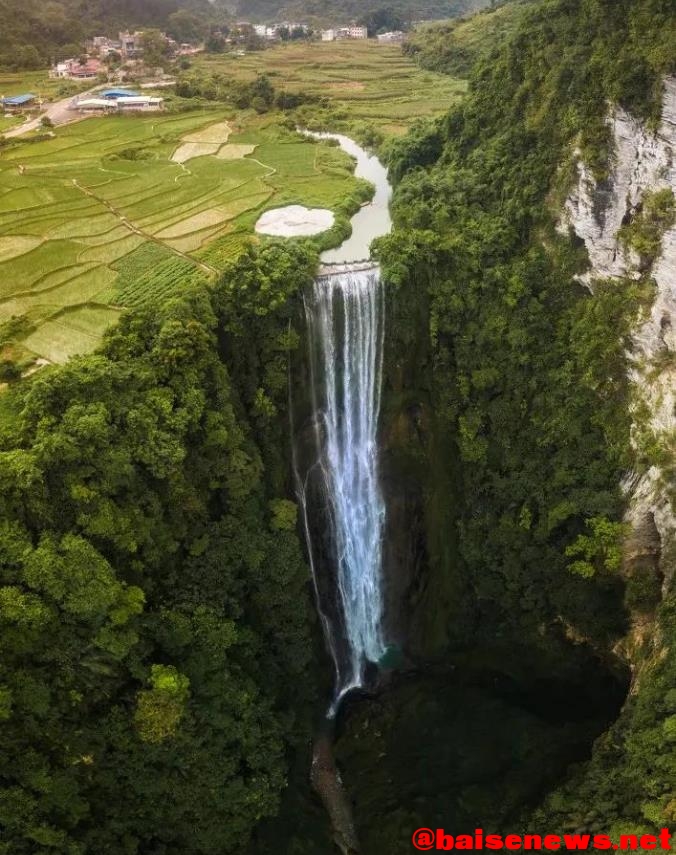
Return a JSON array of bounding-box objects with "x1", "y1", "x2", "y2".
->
[
  {"x1": 0, "y1": 2, "x2": 674, "y2": 854},
  {"x1": 286, "y1": 118, "x2": 633, "y2": 852}
]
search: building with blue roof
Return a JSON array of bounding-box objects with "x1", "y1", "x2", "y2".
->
[
  {"x1": 100, "y1": 88, "x2": 139, "y2": 99},
  {"x1": 1, "y1": 94, "x2": 36, "y2": 108}
]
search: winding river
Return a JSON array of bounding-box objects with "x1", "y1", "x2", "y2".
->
[{"x1": 303, "y1": 130, "x2": 393, "y2": 264}]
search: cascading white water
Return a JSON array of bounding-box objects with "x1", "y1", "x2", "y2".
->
[{"x1": 302, "y1": 265, "x2": 387, "y2": 710}]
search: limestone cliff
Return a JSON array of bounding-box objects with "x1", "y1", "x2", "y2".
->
[{"x1": 560, "y1": 77, "x2": 676, "y2": 594}]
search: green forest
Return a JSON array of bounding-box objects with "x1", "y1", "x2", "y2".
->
[
  {"x1": 0, "y1": 0, "x2": 493, "y2": 69},
  {"x1": 0, "y1": 0, "x2": 218, "y2": 68},
  {"x1": 376, "y1": 0, "x2": 676, "y2": 842},
  {"x1": 0, "y1": 244, "x2": 323, "y2": 853},
  {"x1": 234, "y1": 0, "x2": 491, "y2": 26},
  {"x1": 0, "y1": 0, "x2": 675, "y2": 852}
]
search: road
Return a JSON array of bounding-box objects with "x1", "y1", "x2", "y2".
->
[{"x1": 3, "y1": 88, "x2": 96, "y2": 138}]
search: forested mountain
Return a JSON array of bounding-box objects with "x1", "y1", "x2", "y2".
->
[
  {"x1": 403, "y1": 0, "x2": 533, "y2": 75},
  {"x1": 369, "y1": 0, "x2": 676, "y2": 844},
  {"x1": 0, "y1": 0, "x2": 218, "y2": 67},
  {"x1": 235, "y1": 0, "x2": 490, "y2": 25}
]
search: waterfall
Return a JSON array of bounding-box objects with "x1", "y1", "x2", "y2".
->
[{"x1": 298, "y1": 265, "x2": 387, "y2": 713}]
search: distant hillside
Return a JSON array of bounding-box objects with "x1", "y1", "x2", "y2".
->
[
  {"x1": 235, "y1": 0, "x2": 492, "y2": 26},
  {"x1": 404, "y1": 0, "x2": 536, "y2": 76},
  {"x1": 0, "y1": 0, "x2": 218, "y2": 68}
]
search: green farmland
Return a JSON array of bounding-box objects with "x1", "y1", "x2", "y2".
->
[
  {"x1": 195, "y1": 39, "x2": 467, "y2": 137},
  {"x1": 0, "y1": 42, "x2": 466, "y2": 368},
  {"x1": 0, "y1": 109, "x2": 363, "y2": 365}
]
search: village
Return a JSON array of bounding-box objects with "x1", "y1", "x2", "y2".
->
[{"x1": 0, "y1": 21, "x2": 407, "y2": 130}]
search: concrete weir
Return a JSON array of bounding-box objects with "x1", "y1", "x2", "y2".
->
[{"x1": 317, "y1": 260, "x2": 377, "y2": 277}]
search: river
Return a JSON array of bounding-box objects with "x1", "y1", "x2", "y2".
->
[{"x1": 302, "y1": 130, "x2": 393, "y2": 264}]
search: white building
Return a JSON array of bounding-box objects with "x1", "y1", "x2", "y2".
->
[
  {"x1": 116, "y1": 96, "x2": 164, "y2": 111},
  {"x1": 377, "y1": 31, "x2": 405, "y2": 43},
  {"x1": 50, "y1": 62, "x2": 70, "y2": 79},
  {"x1": 254, "y1": 24, "x2": 279, "y2": 40},
  {"x1": 321, "y1": 25, "x2": 367, "y2": 41},
  {"x1": 75, "y1": 98, "x2": 116, "y2": 113},
  {"x1": 348, "y1": 26, "x2": 368, "y2": 39}
]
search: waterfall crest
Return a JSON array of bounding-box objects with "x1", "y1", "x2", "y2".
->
[{"x1": 298, "y1": 264, "x2": 387, "y2": 711}]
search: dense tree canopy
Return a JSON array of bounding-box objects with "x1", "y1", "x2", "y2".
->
[
  {"x1": 235, "y1": 0, "x2": 490, "y2": 27},
  {"x1": 0, "y1": 244, "x2": 320, "y2": 854},
  {"x1": 0, "y1": 0, "x2": 218, "y2": 68},
  {"x1": 379, "y1": 0, "x2": 676, "y2": 834}
]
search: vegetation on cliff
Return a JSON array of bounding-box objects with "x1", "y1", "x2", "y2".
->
[
  {"x1": 403, "y1": 0, "x2": 534, "y2": 77},
  {"x1": 377, "y1": 0, "x2": 675, "y2": 837}
]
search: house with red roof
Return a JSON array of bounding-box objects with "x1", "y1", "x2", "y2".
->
[{"x1": 50, "y1": 58, "x2": 104, "y2": 80}]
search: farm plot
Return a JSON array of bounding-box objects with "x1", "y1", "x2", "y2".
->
[
  {"x1": 194, "y1": 230, "x2": 251, "y2": 268},
  {"x1": 110, "y1": 243, "x2": 206, "y2": 308},
  {"x1": 0, "y1": 42, "x2": 458, "y2": 368},
  {"x1": 195, "y1": 40, "x2": 467, "y2": 137},
  {"x1": 0, "y1": 111, "x2": 352, "y2": 362},
  {"x1": 216, "y1": 144, "x2": 257, "y2": 160},
  {"x1": 171, "y1": 120, "x2": 232, "y2": 163},
  {"x1": 21, "y1": 304, "x2": 122, "y2": 364}
]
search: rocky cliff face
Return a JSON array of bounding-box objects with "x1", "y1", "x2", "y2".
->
[{"x1": 560, "y1": 77, "x2": 676, "y2": 593}]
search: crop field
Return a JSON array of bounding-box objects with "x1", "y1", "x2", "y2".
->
[
  {"x1": 0, "y1": 108, "x2": 362, "y2": 365},
  {"x1": 0, "y1": 42, "x2": 466, "y2": 369},
  {"x1": 195, "y1": 40, "x2": 467, "y2": 136}
]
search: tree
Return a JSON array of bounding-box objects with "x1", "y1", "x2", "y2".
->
[
  {"x1": 205, "y1": 32, "x2": 227, "y2": 53},
  {"x1": 168, "y1": 10, "x2": 206, "y2": 44},
  {"x1": 140, "y1": 28, "x2": 168, "y2": 69},
  {"x1": 358, "y1": 7, "x2": 405, "y2": 37},
  {"x1": 565, "y1": 517, "x2": 626, "y2": 578},
  {"x1": 0, "y1": 245, "x2": 319, "y2": 853}
]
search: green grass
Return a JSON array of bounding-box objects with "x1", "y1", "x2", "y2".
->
[
  {"x1": 0, "y1": 116, "x2": 21, "y2": 133},
  {"x1": 0, "y1": 69, "x2": 91, "y2": 101}
]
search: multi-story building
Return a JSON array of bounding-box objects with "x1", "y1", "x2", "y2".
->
[
  {"x1": 49, "y1": 58, "x2": 104, "y2": 80},
  {"x1": 348, "y1": 25, "x2": 368, "y2": 39},
  {"x1": 119, "y1": 32, "x2": 145, "y2": 59}
]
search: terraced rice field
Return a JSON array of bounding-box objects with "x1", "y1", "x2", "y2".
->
[
  {"x1": 0, "y1": 43, "x2": 465, "y2": 367},
  {"x1": 0, "y1": 109, "x2": 361, "y2": 364},
  {"x1": 195, "y1": 40, "x2": 467, "y2": 136}
]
